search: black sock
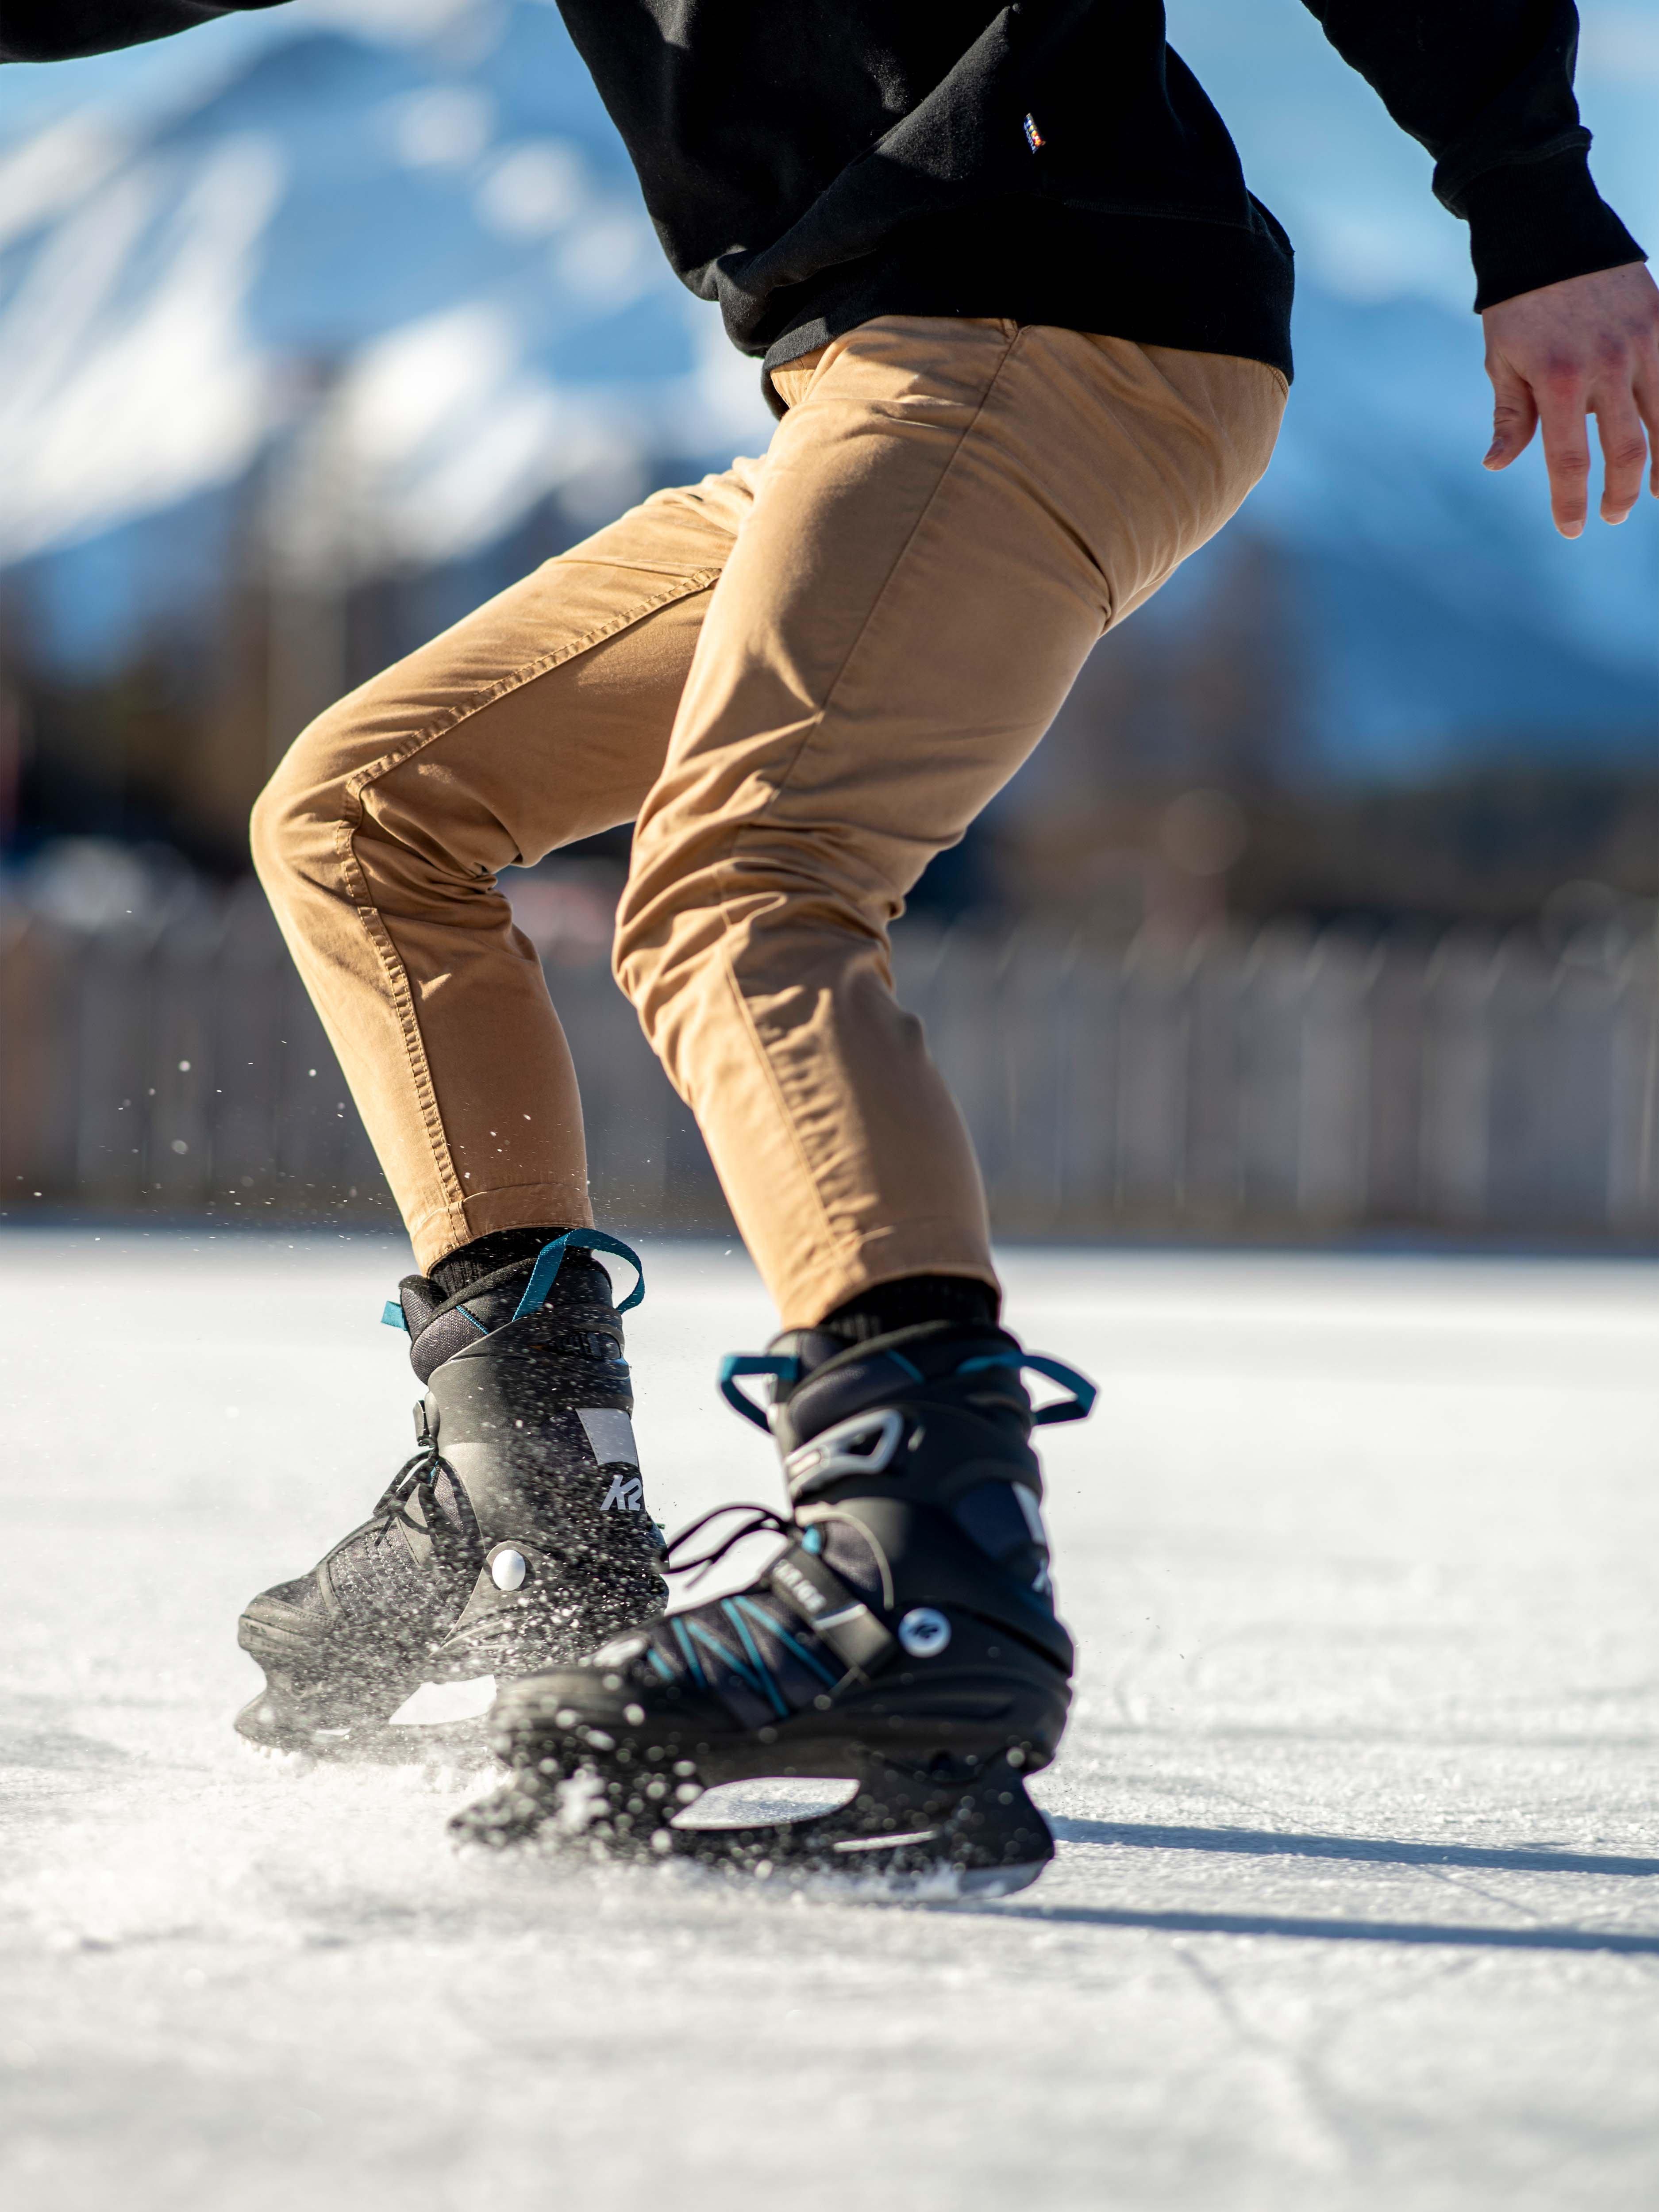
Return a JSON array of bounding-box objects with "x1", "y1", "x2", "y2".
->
[
  {"x1": 815, "y1": 1272, "x2": 1000, "y2": 1346},
  {"x1": 429, "y1": 1226, "x2": 574, "y2": 1301}
]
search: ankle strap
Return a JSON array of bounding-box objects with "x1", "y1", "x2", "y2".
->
[{"x1": 512, "y1": 1230, "x2": 645, "y2": 1321}]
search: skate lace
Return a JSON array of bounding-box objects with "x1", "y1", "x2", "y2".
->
[
  {"x1": 366, "y1": 1442, "x2": 475, "y2": 1559},
  {"x1": 661, "y1": 1502, "x2": 790, "y2": 1586},
  {"x1": 645, "y1": 1498, "x2": 900, "y2": 1722},
  {"x1": 660, "y1": 1500, "x2": 895, "y2": 1612}
]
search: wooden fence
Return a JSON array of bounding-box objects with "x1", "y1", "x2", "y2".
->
[{"x1": 3, "y1": 886, "x2": 1655, "y2": 1244}]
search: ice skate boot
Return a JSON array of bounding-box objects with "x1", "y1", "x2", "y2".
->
[
  {"x1": 236, "y1": 1231, "x2": 666, "y2": 1757},
  {"x1": 453, "y1": 1318, "x2": 1094, "y2": 1896}
]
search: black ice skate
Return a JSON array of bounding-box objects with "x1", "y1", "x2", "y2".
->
[
  {"x1": 452, "y1": 1318, "x2": 1094, "y2": 1897},
  {"x1": 236, "y1": 1232, "x2": 666, "y2": 1758}
]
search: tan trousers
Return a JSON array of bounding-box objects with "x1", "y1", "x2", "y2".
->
[{"x1": 252, "y1": 317, "x2": 1284, "y2": 1323}]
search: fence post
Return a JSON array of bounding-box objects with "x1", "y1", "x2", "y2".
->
[
  {"x1": 1608, "y1": 936, "x2": 1659, "y2": 1239},
  {"x1": 74, "y1": 920, "x2": 158, "y2": 1206},
  {"x1": 1420, "y1": 928, "x2": 1498, "y2": 1226},
  {"x1": 1298, "y1": 928, "x2": 1371, "y2": 1226},
  {"x1": 1, "y1": 912, "x2": 78, "y2": 1202},
  {"x1": 1236, "y1": 920, "x2": 1313, "y2": 1225},
  {"x1": 1364, "y1": 933, "x2": 1430, "y2": 1231},
  {"x1": 1114, "y1": 926, "x2": 1193, "y2": 1222}
]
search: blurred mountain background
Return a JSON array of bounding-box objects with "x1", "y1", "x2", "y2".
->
[{"x1": 0, "y1": 0, "x2": 1655, "y2": 941}]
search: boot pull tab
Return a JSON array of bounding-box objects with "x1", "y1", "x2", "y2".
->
[
  {"x1": 718, "y1": 1352, "x2": 802, "y2": 1429},
  {"x1": 956, "y1": 1351, "x2": 1098, "y2": 1425},
  {"x1": 511, "y1": 1229, "x2": 646, "y2": 1322}
]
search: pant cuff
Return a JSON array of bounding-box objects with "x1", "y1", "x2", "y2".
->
[
  {"x1": 771, "y1": 1222, "x2": 999, "y2": 1329},
  {"x1": 408, "y1": 1185, "x2": 596, "y2": 1275}
]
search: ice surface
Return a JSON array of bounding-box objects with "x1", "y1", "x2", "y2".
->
[{"x1": 3, "y1": 1231, "x2": 1658, "y2": 2211}]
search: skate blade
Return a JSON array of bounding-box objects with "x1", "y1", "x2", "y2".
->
[
  {"x1": 387, "y1": 1677, "x2": 497, "y2": 1729},
  {"x1": 454, "y1": 1794, "x2": 1050, "y2": 1900},
  {"x1": 235, "y1": 1677, "x2": 497, "y2": 1767},
  {"x1": 652, "y1": 1820, "x2": 1050, "y2": 1900},
  {"x1": 236, "y1": 1732, "x2": 319, "y2": 1775},
  {"x1": 662, "y1": 1840, "x2": 1050, "y2": 1902},
  {"x1": 452, "y1": 1755, "x2": 1053, "y2": 1900}
]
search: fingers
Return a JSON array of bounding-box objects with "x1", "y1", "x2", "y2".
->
[
  {"x1": 1479, "y1": 265, "x2": 1659, "y2": 532},
  {"x1": 1592, "y1": 389, "x2": 1651, "y2": 524},
  {"x1": 1483, "y1": 365, "x2": 1536, "y2": 472},
  {"x1": 1536, "y1": 379, "x2": 1593, "y2": 537},
  {"x1": 1638, "y1": 369, "x2": 1659, "y2": 499}
]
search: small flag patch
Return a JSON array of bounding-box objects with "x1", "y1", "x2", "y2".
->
[{"x1": 1023, "y1": 112, "x2": 1045, "y2": 152}]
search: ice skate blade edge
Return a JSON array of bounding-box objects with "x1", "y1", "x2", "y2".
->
[
  {"x1": 235, "y1": 1733, "x2": 318, "y2": 1774},
  {"x1": 507, "y1": 1827, "x2": 1048, "y2": 1901},
  {"x1": 451, "y1": 1775, "x2": 1053, "y2": 1900},
  {"x1": 743, "y1": 1853, "x2": 1049, "y2": 1903},
  {"x1": 235, "y1": 1691, "x2": 493, "y2": 1767}
]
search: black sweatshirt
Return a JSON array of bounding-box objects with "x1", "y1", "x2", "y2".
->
[{"x1": 1, "y1": 2, "x2": 1643, "y2": 388}]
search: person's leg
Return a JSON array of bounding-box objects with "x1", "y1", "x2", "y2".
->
[
  {"x1": 462, "y1": 319, "x2": 1284, "y2": 1882},
  {"x1": 617, "y1": 318, "x2": 1285, "y2": 1325},
  {"x1": 236, "y1": 464, "x2": 758, "y2": 1753},
  {"x1": 251, "y1": 461, "x2": 758, "y2": 1272}
]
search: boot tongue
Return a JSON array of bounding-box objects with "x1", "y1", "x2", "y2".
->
[
  {"x1": 766, "y1": 1328, "x2": 847, "y2": 1379},
  {"x1": 398, "y1": 1252, "x2": 616, "y2": 1385},
  {"x1": 398, "y1": 1275, "x2": 446, "y2": 1336},
  {"x1": 398, "y1": 1274, "x2": 483, "y2": 1388},
  {"x1": 401, "y1": 1274, "x2": 490, "y2": 1386}
]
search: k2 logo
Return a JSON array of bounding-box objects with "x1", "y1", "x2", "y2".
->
[{"x1": 602, "y1": 1471, "x2": 645, "y2": 1512}]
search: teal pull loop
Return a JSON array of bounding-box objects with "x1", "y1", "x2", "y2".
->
[
  {"x1": 718, "y1": 1352, "x2": 801, "y2": 1430},
  {"x1": 1021, "y1": 1352, "x2": 1098, "y2": 1425},
  {"x1": 382, "y1": 1299, "x2": 408, "y2": 1332},
  {"x1": 512, "y1": 1229, "x2": 646, "y2": 1323},
  {"x1": 958, "y1": 1350, "x2": 1097, "y2": 1426}
]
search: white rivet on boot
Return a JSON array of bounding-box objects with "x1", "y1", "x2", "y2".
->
[
  {"x1": 491, "y1": 1548, "x2": 527, "y2": 1591},
  {"x1": 898, "y1": 1607, "x2": 951, "y2": 1658}
]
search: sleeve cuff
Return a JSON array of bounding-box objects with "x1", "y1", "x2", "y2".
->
[{"x1": 1455, "y1": 147, "x2": 1646, "y2": 313}]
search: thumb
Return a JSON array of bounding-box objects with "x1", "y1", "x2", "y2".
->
[{"x1": 1485, "y1": 361, "x2": 1537, "y2": 471}]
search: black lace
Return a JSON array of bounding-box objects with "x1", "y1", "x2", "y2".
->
[
  {"x1": 660, "y1": 1502, "x2": 792, "y2": 1586},
  {"x1": 366, "y1": 1443, "x2": 476, "y2": 1559},
  {"x1": 658, "y1": 1498, "x2": 895, "y2": 1612}
]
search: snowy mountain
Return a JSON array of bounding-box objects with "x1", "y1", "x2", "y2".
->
[
  {"x1": 0, "y1": 3, "x2": 767, "y2": 574},
  {"x1": 0, "y1": 0, "x2": 1654, "y2": 781}
]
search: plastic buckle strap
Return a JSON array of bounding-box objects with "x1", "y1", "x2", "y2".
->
[
  {"x1": 512, "y1": 1229, "x2": 646, "y2": 1323},
  {"x1": 767, "y1": 1548, "x2": 895, "y2": 1676},
  {"x1": 957, "y1": 1350, "x2": 1098, "y2": 1426},
  {"x1": 718, "y1": 1352, "x2": 802, "y2": 1429}
]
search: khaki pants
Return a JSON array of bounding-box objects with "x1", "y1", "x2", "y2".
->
[{"x1": 252, "y1": 317, "x2": 1284, "y2": 1322}]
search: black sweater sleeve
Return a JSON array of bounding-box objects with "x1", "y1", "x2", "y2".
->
[
  {"x1": 0, "y1": 1, "x2": 288, "y2": 64},
  {"x1": 1302, "y1": 1, "x2": 1644, "y2": 307}
]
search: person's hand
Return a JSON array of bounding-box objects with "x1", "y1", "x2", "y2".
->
[{"x1": 1481, "y1": 261, "x2": 1659, "y2": 537}]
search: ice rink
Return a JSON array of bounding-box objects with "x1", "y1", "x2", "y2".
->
[{"x1": 3, "y1": 1230, "x2": 1657, "y2": 2211}]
